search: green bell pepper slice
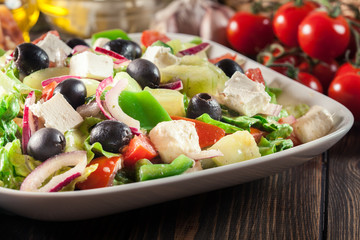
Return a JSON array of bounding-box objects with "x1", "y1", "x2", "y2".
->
[
  {"x1": 118, "y1": 90, "x2": 172, "y2": 130},
  {"x1": 91, "y1": 29, "x2": 130, "y2": 45},
  {"x1": 136, "y1": 155, "x2": 194, "y2": 181}
]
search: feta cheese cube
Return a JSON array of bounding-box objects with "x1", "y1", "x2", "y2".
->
[
  {"x1": 218, "y1": 71, "x2": 271, "y2": 116},
  {"x1": 70, "y1": 51, "x2": 113, "y2": 80},
  {"x1": 36, "y1": 33, "x2": 72, "y2": 62},
  {"x1": 30, "y1": 93, "x2": 83, "y2": 133},
  {"x1": 142, "y1": 46, "x2": 179, "y2": 69},
  {"x1": 149, "y1": 120, "x2": 201, "y2": 163}
]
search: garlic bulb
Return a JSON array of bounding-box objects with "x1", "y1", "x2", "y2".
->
[{"x1": 150, "y1": 0, "x2": 235, "y2": 46}]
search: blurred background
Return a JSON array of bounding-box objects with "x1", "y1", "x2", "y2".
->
[{"x1": 1, "y1": 0, "x2": 359, "y2": 43}]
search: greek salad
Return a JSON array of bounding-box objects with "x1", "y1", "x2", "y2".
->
[{"x1": 0, "y1": 29, "x2": 334, "y2": 192}]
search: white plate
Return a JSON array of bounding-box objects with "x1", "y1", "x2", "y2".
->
[{"x1": 0, "y1": 33, "x2": 353, "y2": 221}]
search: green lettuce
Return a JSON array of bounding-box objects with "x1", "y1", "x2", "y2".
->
[
  {"x1": 258, "y1": 137, "x2": 293, "y2": 156},
  {"x1": 0, "y1": 139, "x2": 41, "y2": 189},
  {"x1": 0, "y1": 94, "x2": 20, "y2": 147}
]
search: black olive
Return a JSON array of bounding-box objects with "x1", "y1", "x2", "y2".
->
[
  {"x1": 103, "y1": 39, "x2": 142, "y2": 60},
  {"x1": 53, "y1": 78, "x2": 87, "y2": 109},
  {"x1": 215, "y1": 58, "x2": 244, "y2": 78},
  {"x1": 66, "y1": 38, "x2": 89, "y2": 48},
  {"x1": 89, "y1": 120, "x2": 133, "y2": 153},
  {"x1": 187, "y1": 93, "x2": 222, "y2": 120},
  {"x1": 126, "y1": 59, "x2": 160, "y2": 89},
  {"x1": 27, "y1": 128, "x2": 66, "y2": 162},
  {"x1": 14, "y1": 43, "x2": 49, "y2": 76}
]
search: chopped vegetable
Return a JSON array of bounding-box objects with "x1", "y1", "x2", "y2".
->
[
  {"x1": 171, "y1": 116, "x2": 225, "y2": 148},
  {"x1": 76, "y1": 156, "x2": 122, "y2": 190},
  {"x1": 136, "y1": 154, "x2": 194, "y2": 181},
  {"x1": 123, "y1": 134, "x2": 158, "y2": 167}
]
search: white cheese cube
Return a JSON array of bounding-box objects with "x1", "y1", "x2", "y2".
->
[
  {"x1": 36, "y1": 33, "x2": 72, "y2": 62},
  {"x1": 30, "y1": 93, "x2": 83, "y2": 133},
  {"x1": 70, "y1": 51, "x2": 113, "y2": 80},
  {"x1": 142, "y1": 46, "x2": 179, "y2": 69},
  {"x1": 218, "y1": 71, "x2": 271, "y2": 116},
  {"x1": 292, "y1": 105, "x2": 334, "y2": 143},
  {"x1": 149, "y1": 120, "x2": 201, "y2": 163}
]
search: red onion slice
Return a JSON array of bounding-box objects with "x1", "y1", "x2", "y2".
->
[
  {"x1": 95, "y1": 76, "x2": 116, "y2": 119},
  {"x1": 186, "y1": 149, "x2": 223, "y2": 160},
  {"x1": 177, "y1": 42, "x2": 210, "y2": 56},
  {"x1": 20, "y1": 151, "x2": 87, "y2": 192},
  {"x1": 72, "y1": 45, "x2": 90, "y2": 55},
  {"x1": 159, "y1": 79, "x2": 183, "y2": 91},
  {"x1": 94, "y1": 47, "x2": 128, "y2": 62},
  {"x1": 104, "y1": 79, "x2": 141, "y2": 130},
  {"x1": 41, "y1": 75, "x2": 81, "y2": 87},
  {"x1": 22, "y1": 91, "x2": 37, "y2": 153},
  {"x1": 279, "y1": 115, "x2": 297, "y2": 125},
  {"x1": 261, "y1": 103, "x2": 282, "y2": 117}
]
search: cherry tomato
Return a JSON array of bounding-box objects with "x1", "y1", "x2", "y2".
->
[
  {"x1": 312, "y1": 60, "x2": 339, "y2": 91},
  {"x1": 298, "y1": 11, "x2": 350, "y2": 62},
  {"x1": 340, "y1": 17, "x2": 360, "y2": 59},
  {"x1": 328, "y1": 73, "x2": 360, "y2": 121},
  {"x1": 76, "y1": 156, "x2": 122, "y2": 190},
  {"x1": 268, "y1": 54, "x2": 301, "y2": 77},
  {"x1": 296, "y1": 72, "x2": 323, "y2": 93},
  {"x1": 141, "y1": 30, "x2": 170, "y2": 47},
  {"x1": 335, "y1": 62, "x2": 360, "y2": 78},
  {"x1": 226, "y1": 12, "x2": 274, "y2": 56},
  {"x1": 273, "y1": 1, "x2": 318, "y2": 47}
]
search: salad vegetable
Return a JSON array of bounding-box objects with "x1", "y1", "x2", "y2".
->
[{"x1": 0, "y1": 29, "x2": 335, "y2": 192}]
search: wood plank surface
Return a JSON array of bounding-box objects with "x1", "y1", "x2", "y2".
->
[
  {"x1": 327, "y1": 123, "x2": 360, "y2": 240},
  {"x1": 0, "y1": 156, "x2": 323, "y2": 240}
]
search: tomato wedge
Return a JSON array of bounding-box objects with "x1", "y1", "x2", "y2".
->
[
  {"x1": 40, "y1": 81, "x2": 57, "y2": 101},
  {"x1": 171, "y1": 116, "x2": 225, "y2": 148},
  {"x1": 141, "y1": 30, "x2": 170, "y2": 47},
  {"x1": 208, "y1": 53, "x2": 237, "y2": 64},
  {"x1": 245, "y1": 68, "x2": 265, "y2": 85},
  {"x1": 76, "y1": 156, "x2": 122, "y2": 190},
  {"x1": 123, "y1": 134, "x2": 158, "y2": 167}
]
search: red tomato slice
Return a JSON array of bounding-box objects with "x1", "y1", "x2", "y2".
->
[
  {"x1": 122, "y1": 134, "x2": 158, "y2": 167},
  {"x1": 141, "y1": 30, "x2": 170, "y2": 47},
  {"x1": 209, "y1": 53, "x2": 237, "y2": 64},
  {"x1": 170, "y1": 116, "x2": 225, "y2": 148},
  {"x1": 76, "y1": 156, "x2": 122, "y2": 190},
  {"x1": 245, "y1": 68, "x2": 265, "y2": 85},
  {"x1": 250, "y1": 127, "x2": 266, "y2": 144},
  {"x1": 41, "y1": 81, "x2": 58, "y2": 101}
]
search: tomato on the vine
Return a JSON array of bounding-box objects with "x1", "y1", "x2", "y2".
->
[
  {"x1": 226, "y1": 12, "x2": 274, "y2": 56},
  {"x1": 298, "y1": 11, "x2": 350, "y2": 62},
  {"x1": 335, "y1": 62, "x2": 360, "y2": 78},
  {"x1": 312, "y1": 60, "x2": 339, "y2": 91},
  {"x1": 273, "y1": 0, "x2": 318, "y2": 47},
  {"x1": 296, "y1": 72, "x2": 323, "y2": 93},
  {"x1": 328, "y1": 73, "x2": 360, "y2": 121}
]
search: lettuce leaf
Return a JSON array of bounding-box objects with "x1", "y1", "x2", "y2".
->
[
  {"x1": 0, "y1": 94, "x2": 20, "y2": 147},
  {"x1": 0, "y1": 139, "x2": 41, "y2": 189},
  {"x1": 258, "y1": 137, "x2": 293, "y2": 156}
]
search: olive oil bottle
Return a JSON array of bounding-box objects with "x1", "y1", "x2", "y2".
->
[{"x1": 4, "y1": 0, "x2": 39, "y2": 42}]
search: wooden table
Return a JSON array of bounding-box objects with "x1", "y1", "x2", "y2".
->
[{"x1": 0, "y1": 122, "x2": 358, "y2": 239}]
